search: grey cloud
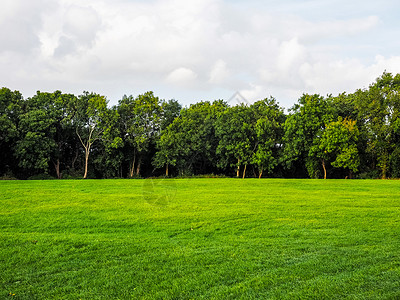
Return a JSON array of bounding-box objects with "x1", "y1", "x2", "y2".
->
[
  {"x1": 53, "y1": 36, "x2": 77, "y2": 58},
  {"x1": 0, "y1": 19, "x2": 40, "y2": 53},
  {"x1": 0, "y1": 0, "x2": 54, "y2": 53},
  {"x1": 52, "y1": 5, "x2": 102, "y2": 57},
  {"x1": 62, "y1": 5, "x2": 102, "y2": 45}
]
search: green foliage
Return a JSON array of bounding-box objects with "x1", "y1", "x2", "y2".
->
[
  {"x1": 215, "y1": 104, "x2": 254, "y2": 176},
  {"x1": 251, "y1": 97, "x2": 285, "y2": 177},
  {"x1": 153, "y1": 126, "x2": 179, "y2": 175},
  {"x1": 27, "y1": 173, "x2": 55, "y2": 180},
  {"x1": 156, "y1": 100, "x2": 228, "y2": 176},
  {"x1": 2, "y1": 71, "x2": 400, "y2": 179},
  {"x1": 283, "y1": 94, "x2": 336, "y2": 178},
  {"x1": 0, "y1": 88, "x2": 23, "y2": 176},
  {"x1": 311, "y1": 117, "x2": 360, "y2": 177},
  {"x1": 390, "y1": 147, "x2": 400, "y2": 178},
  {"x1": 15, "y1": 102, "x2": 56, "y2": 173},
  {"x1": 0, "y1": 87, "x2": 22, "y2": 142},
  {"x1": 353, "y1": 72, "x2": 400, "y2": 178},
  {"x1": 73, "y1": 92, "x2": 112, "y2": 179},
  {"x1": 1, "y1": 179, "x2": 400, "y2": 298},
  {"x1": 118, "y1": 92, "x2": 163, "y2": 176}
]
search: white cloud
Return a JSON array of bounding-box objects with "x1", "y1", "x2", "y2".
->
[
  {"x1": 209, "y1": 60, "x2": 230, "y2": 84},
  {"x1": 166, "y1": 67, "x2": 198, "y2": 87},
  {"x1": 239, "y1": 84, "x2": 268, "y2": 103},
  {"x1": 277, "y1": 38, "x2": 306, "y2": 72},
  {"x1": 1, "y1": 0, "x2": 400, "y2": 108},
  {"x1": 299, "y1": 55, "x2": 400, "y2": 95}
]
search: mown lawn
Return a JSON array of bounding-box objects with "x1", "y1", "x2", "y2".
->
[{"x1": 0, "y1": 179, "x2": 399, "y2": 299}]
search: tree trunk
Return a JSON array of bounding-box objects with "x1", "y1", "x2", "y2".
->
[
  {"x1": 166, "y1": 163, "x2": 169, "y2": 177},
  {"x1": 259, "y1": 169, "x2": 263, "y2": 179},
  {"x1": 136, "y1": 157, "x2": 141, "y2": 176},
  {"x1": 54, "y1": 159, "x2": 61, "y2": 179},
  {"x1": 381, "y1": 152, "x2": 388, "y2": 179},
  {"x1": 236, "y1": 159, "x2": 240, "y2": 177},
  {"x1": 322, "y1": 159, "x2": 327, "y2": 179},
  {"x1": 382, "y1": 161, "x2": 387, "y2": 179},
  {"x1": 83, "y1": 151, "x2": 89, "y2": 179},
  {"x1": 242, "y1": 164, "x2": 247, "y2": 179},
  {"x1": 71, "y1": 149, "x2": 78, "y2": 170},
  {"x1": 129, "y1": 154, "x2": 136, "y2": 178},
  {"x1": 76, "y1": 126, "x2": 96, "y2": 180}
]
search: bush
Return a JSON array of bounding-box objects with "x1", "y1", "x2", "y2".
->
[
  {"x1": 176, "y1": 173, "x2": 228, "y2": 179},
  {"x1": 62, "y1": 168, "x2": 83, "y2": 179},
  {"x1": 356, "y1": 170, "x2": 380, "y2": 179},
  {"x1": 390, "y1": 148, "x2": 400, "y2": 178},
  {"x1": 0, "y1": 172, "x2": 17, "y2": 180},
  {"x1": 27, "y1": 174, "x2": 55, "y2": 180}
]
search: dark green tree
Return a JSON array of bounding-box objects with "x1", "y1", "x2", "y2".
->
[
  {"x1": 310, "y1": 117, "x2": 360, "y2": 179},
  {"x1": 118, "y1": 92, "x2": 162, "y2": 177},
  {"x1": 14, "y1": 94, "x2": 56, "y2": 176},
  {"x1": 155, "y1": 100, "x2": 227, "y2": 176},
  {"x1": 251, "y1": 97, "x2": 285, "y2": 178},
  {"x1": 354, "y1": 72, "x2": 400, "y2": 178},
  {"x1": 216, "y1": 104, "x2": 255, "y2": 178},
  {"x1": 283, "y1": 94, "x2": 336, "y2": 178},
  {"x1": 0, "y1": 88, "x2": 24, "y2": 176}
]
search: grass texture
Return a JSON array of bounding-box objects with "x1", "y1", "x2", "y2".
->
[{"x1": 0, "y1": 179, "x2": 399, "y2": 299}]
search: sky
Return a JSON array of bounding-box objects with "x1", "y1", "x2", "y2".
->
[{"x1": 1, "y1": 0, "x2": 400, "y2": 108}]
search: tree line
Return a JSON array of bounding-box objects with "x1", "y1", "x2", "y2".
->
[{"x1": 1, "y1": 72, "x2": 400, "y2": 179}]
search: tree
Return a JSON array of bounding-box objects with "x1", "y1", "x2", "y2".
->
[
  {"x1": 180, "y1": 100, "x2": 227, "y2": 175},
  {"x1": 216, "y1": 104, "x2": 255, "y2": 178},
  {"x1": 310, "y1": 117, "x2": 360, "y2": 179},
  {"x1": 73, "y1": 92, "x2": 110, "y2": 179},
  {"x1": 154, "y1": 100, "x2": 227, "y2": 176},
  {"x1": 118, "y1": 92, "x2": 162, "y2": 177},
  {"x1": 160, "y1": 99, "x2": 182, "y2": 131},
  {"x1": 26, "y1": 91, "x2": 79, "y2": 179},
  {"x1": 0, "y1": 88, "x2": 24, "y2": 176},
  {"x1": 251, "y1": 98, "x2": 285, "y2": 178},
  {"x1": 153, "y1": 122, "x2": 180, "y2": 176},
  {"x1": 152, "y1": 99, "x2": 182, "y2": 176},
  {"x1": 14, "y1": 99, "x2": 56, "y2": 176},
  {"x1": 353, "y1": 72, "x2": 400, "y2": 178},
  {"x1": 283, "y1": 94, "x2": 336, "y2": 178}
]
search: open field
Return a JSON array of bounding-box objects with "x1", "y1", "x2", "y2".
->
[{"x1": 1, "y1": 179, "x2": 400, "y2": 299}]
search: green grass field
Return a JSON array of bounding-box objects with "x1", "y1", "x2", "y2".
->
[{"x1": 1, "y1": 179, "x2": 399, "y2": 299}]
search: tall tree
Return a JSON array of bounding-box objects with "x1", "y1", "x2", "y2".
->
[
  {"x1": 28, "y1": 91, "x2": 78, "y2": 179},
  {"x1": 152, "y1": 100, "x2": 182, "y2": 176},
  {"x1": 216, "y1": 104, "x2": 255, "y2": 178},
  {"x1": 310, "y1": 117, "x2": 360, "y2": 179},
  {"x1": 251, "y1": 97, "x2": 285, "y2": 178},
  {"x1": 73, "y1": 92, "x2": 110, "y2": 179},
  {"x1": 160, "y1": 99, "x2": 182, "y2": 131},
  {"x1": 14, "y1": 96, "x2": 56, "y2": 176},
  {"x1": 118, "y1": 92, "x2": 162, "y2": 177},
  {"x1": 153, "y1": 122, "x2": 180, "y2": 176},
  {"x1": 0, "y1": 88, "x2": 24, "y2": 176},
  {"x1": 91, "y1": 105, "x2": 124, "y2": 178},
  {"x1": 354, "y1": 72, "x2": 400, "y2": 178},
  {"x1": 283, "y1": 94, "x2": 336, "y2": 178},
  {"x1": 154, "y1": 100, "x2": 227, "y2": 176}
]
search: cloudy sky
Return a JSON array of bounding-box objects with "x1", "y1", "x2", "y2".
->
[{"x1": 1, "y1": 0, "x2": 400, "y2": 108}]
